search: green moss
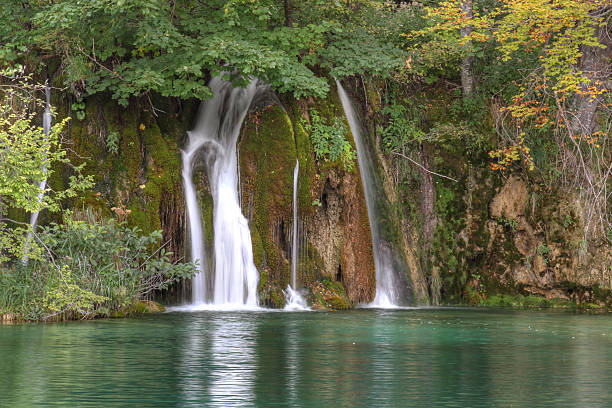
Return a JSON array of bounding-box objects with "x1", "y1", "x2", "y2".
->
[
  {"x1": 240, "y1": 104, "x2": 297, "y2": 293},
  {"x1": 131, "y1": 300, "x2": 166, "y2": 313},
  {"x1": 200, "y1": 192, "x2": 214, "y2": 245},
  {"x1": 109, "y1": 300, "x2": 165, "y2": 317},
  {"x1": 68, "y1": 97, "x2": 178, "y2": 235},
  {"x1": 269, "y1": 289, "x2": 285, "y2": 308},
  {"x1": 285, "y1": 103, "x2": 315, "y2": 216},
  {"x1": 122, "y1": 108, "x2": 183, "y2": 235},
  {"x1": 257, "y1": 268, "x2": 286, "y2": 308},
  {"x1": 433, "y1": 175, "x2": 469, "y2": 300},
  {"x1": 592, "y1": 284, "x2": 612, "y2": 305},
  {"x1": 308, "y1": 279, "x2": 352, "y2": 310},
  {"x1": 69, "y1": 100, "x2": 110, "y2": 182},
  {"x1": 481, "y1": 294, "x2": 577, "y2": 309},
  {"x1": 127, "y1": 206, "x2": 147, "y2": 230},
  {"x1": 250, "y1": 221, "x2": 264, "y2": 268},
  {"x1": 299, "y1": 243, "x2": 324, "y2": 286},
  {"x1": 257, "y1": 268, "x2": 268, "y2": 293}
]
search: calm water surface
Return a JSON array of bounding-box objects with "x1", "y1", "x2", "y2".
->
[{"x1": 2, "y1": 308, "x2": 612, "y2": 407}]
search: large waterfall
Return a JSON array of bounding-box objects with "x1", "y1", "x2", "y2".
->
[
  {"x1": 182, "y1": 77, "x2": 260, "y2": 308},
  {"x1": 336, "y1": 80, "x2": 400, "y2": 307}
]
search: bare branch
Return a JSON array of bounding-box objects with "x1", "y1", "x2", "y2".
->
[{"x1": 390, "y1": 150, "x2": 459, "y2": 182}]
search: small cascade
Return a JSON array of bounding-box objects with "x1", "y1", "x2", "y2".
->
[
  {"x1": 284, "y1": 159, "x2": 309, "y2": 311},
  {"x1": 24, "y1": 80, "x2": 52, "y2": 263},
  {"x1": 182, "y1": 149, "x2": 207, "y2": 304},
  {"x1": 336, "y1": 80, "x2": 400, "y2": 307},
  {"x1": 182, "y1": 77, "x2": 262, "y2": 308},
  {"x1": 291, "y1": 159, "x2": 299, "y2": 290},
  {"x1": 284, "y1": 286, "x2": 309, "y2": 311}
]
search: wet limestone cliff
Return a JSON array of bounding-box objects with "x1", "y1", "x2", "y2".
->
[
  {"x1": 347, "y1": 76, "x2": 612, "y2": 308},
  {"x1": 238, "y1": 89, "x2": 375, "y2": 308},
  {"x1": 43, "y1": 74, "x2": 610, "y2": 309},
  {"x1": 52, "y1": 94, "x2": 198, "y2": 264},
  {"x1": 46, "y1": 81, "x2": 376, "y2": 309}
]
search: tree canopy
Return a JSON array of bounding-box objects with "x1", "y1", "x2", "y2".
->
[{"x1": 0, "y1": 0, "x2": 407, "y2": 104}]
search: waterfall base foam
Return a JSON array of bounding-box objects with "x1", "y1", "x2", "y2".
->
[{"x1": 283, "y1": 286, "x2": 310, "y2": 311}]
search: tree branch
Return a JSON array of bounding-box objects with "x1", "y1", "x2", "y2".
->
[{"x1": 390, "y1": 150, "x2": 458, "y2": 182}]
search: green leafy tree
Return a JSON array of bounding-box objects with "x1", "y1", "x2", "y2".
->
[
  {"x1": 405, "y1": 0, "x2": 610, "y2": 239},
  {"x1": 0, "y1": 67, "x2": 93, "y2": 263},
  {"x1": 1, "y1": 0, "x2": 409, "y2": 103}
]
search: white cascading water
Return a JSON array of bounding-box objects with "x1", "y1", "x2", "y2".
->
[
  {"x1": 181, "y1": 149, "x2": 207, "y2": 304},
  {"x1": 291, "y1": 160, "x2": 300, "y2": 290},
  {"x1": 23, "y1": 80, "x2": 52, "y2": 263},
  {"x1": 336, "y1": 80, "x2": 399, "y2": 307},
  {"x1": 284, "y1": 159, "x2": 309, "y2": 311},
  {"x1": 181, "y1": 77, "x2": 260, "y2": 308}
]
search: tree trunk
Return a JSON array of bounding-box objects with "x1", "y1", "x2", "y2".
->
[
  {"x1": 419, "y1": 144, "x2": 437, "y2": 244},
  {"x1": 284, "y1": 0, "x2": 293, "y2": 27},
  {"x1": 418, "y1": 144, "x2": 440, "y2": 304},
  {"x1": 460, "y1": 0, "x2": 475, "y2": 96},
  {"x1": 570, "y1": 22, "x2": 611, "y2": 136}
]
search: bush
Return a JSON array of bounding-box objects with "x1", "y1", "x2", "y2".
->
[
  {"x1": 0, "y1": 217, "x2": 195, "y2": 320},
  {"x1": 378, "y1": 102, "x2": 425, "y2": 151},
  {"x1": 304, "y1": 109, "x2": 356, "y2": 171}
]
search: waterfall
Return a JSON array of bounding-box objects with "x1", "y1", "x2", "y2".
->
[
  {"x1": 23, "y1": 80, "x2": 52, "y2": 263},
  {"x1": 182, "y1": 149, "x2": 207, "y2": 304},
  {"x1": 181, "y1": 77, "x2": 260, "y2": 308},
  {"x1": 336, "y1": 80, "x2": 400, "y2": 307},
  {"x1": 291, "y1": 159, "x2": 299, "y2": 290},
  {"x1": 284, "y1": 159, "x2": 309, "y2": 310}
]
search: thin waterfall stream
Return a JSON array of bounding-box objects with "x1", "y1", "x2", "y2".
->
[
  {"x1": 181, "y1": 148, "x2": 207, "y2": 304},
  {"x1": 181, "y1": 77, "x2": 261, "y2": 309},
  {"x1": 291, "y1": 159, "x2": 299, "y2": 290},
  {"x1": 336, "y1": 80, "x2": 400, "y2": 307},
  {"x1": 23, "y1": 80, "x2": 52, "y2": 263},
  {"x1": 284, "y1": 159, "x2": 309, "y2": 310}
]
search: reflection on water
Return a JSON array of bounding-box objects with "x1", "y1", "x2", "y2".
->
[
  {"x1": 285, "y1": 317, "x2": 300, "y2": 407},
  {"x1": 178, "y1": 313, "x2": 257, "y2": 407},
  {"x1": 178, "y1": 314, "x2": 210, "y2": 406},
  {"x1": 2, "y1": 309, "x2": 612, "y2": 407},
  {"x1": 208, "y1": 315, "x2": 256, "y2": 407}
]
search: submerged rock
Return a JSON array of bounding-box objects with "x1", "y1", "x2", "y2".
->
[{"x1": 110, "y1": 301, "x2": 166, "y2": 318}]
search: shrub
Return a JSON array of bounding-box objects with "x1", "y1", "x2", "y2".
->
[
  {"x1": 304, "y1": 109, "x2": 356, "y2": 171},
  {"x1": 0, "y1": 217, "x2": 195, "y2": 320}
]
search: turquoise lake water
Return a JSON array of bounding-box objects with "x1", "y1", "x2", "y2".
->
[{"x1": 2, "y1": 308, "x2": 612, "y2": 407}]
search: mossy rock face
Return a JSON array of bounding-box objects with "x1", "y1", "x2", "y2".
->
[
  {"x1": 109, "y1": 300, "x2": 166, "y2": 318},
  {"x1": 132, "y1": 300, "x2": 166, "y2": 313},
  {"x1": 48, "y1": 83, "x2": 380, "y2": 308},
  {"x1": 308, "y1": 279, "x2": 352, "y2": 310},
  {"x1": 57, "y1": 94, "x2": 192, "y2": 262},
  {"x1": 258, "y1": 268, "x2": 286, "y2": 309},
  {"x1": 240, "y1": 104, "x2": 297, "y2": 301},
  {"x1": 361, "y1": 78, "x2": 612, "y2": 306},
  {"x1": 61, "y1": 88, "x2": 376, "y2": 309},
  {"x1": 300, "y1": 88, "x2": 377, "y2": 305},
  {"x1": 335, "y1": 79, "x2": 430, "y2": 305},
  {"x1": 281, "y1": 96, "x2": 316, "y2": 219},
  {"x1": 238, "y1": 93, "x2": 378, "y2": 307}
]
